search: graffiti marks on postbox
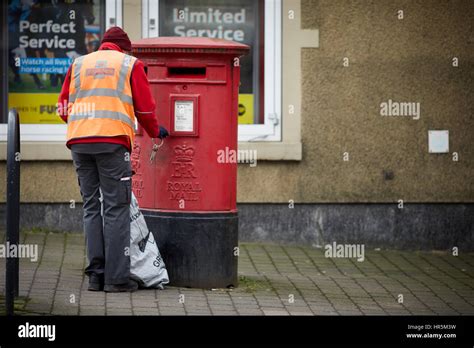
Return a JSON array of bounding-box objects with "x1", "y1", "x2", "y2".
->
[
  {"x1": 131, "y1": 142, "x2": 144, "y2": 199},
  {"x1": 167, "y1": 144, "x2": 202, "y2": 203}
]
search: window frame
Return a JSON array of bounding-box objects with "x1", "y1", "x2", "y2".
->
[
  {"x1": 0, "y1": 0, "x2": 121, "y2": 142},
  {"x1": 142, "y1": 0, "x2": 282, "y2": 142}
]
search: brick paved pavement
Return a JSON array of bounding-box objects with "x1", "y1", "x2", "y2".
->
[{"x1": 1, "y1": 231, "x2": 473, "y2": 316}]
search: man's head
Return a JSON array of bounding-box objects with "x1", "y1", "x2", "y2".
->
[{"x1": 101, "y1": 26, "x2": 132, "y2": 53}]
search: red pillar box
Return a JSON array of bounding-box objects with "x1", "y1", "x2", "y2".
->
[{"x1": 131, "y1": 37, "x2": 249, "y2": 288}]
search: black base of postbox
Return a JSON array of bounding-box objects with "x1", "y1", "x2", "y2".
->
[{"x1": 141, "y1": 210, "x2": 239, "y2": 289}]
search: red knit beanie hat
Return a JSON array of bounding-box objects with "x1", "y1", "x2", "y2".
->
[{"x1": 101, "y1": 27, "x2": 132, "y2": 51}]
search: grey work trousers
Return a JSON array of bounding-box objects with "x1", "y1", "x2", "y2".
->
[{"x1": 71, "y1": 143, "x2": 132, "y2": 285}]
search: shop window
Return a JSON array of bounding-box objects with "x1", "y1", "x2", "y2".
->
[{"x1": 143, "y1": 0, "x2": 281, "y2": 141}]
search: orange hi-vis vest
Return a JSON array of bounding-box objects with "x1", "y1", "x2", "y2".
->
[{"x1": 67, "y1": 50, "x2": 137, "y2": 147}]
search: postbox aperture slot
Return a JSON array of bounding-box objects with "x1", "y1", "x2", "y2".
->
[
  {"x1": 167, "y1": 67, "x2": 206, "y2": 78},
  {"x1": 170, "y1": 94, "x2": 199, "y2": 137}
]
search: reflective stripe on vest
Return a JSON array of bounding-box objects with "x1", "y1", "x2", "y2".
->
[
  {"x1": 69, "y1": 54, "x2": 134, "y2": 104},
  {"x1": 70, "y1": 56, "x2": 84, "y2": 103},
  {"x1": 68, "y1": 110, "x2": 134, "y2": 128},
  {"x1": 67, "y1": 50, "x2": 137, "y2": 146},
  {"x1": 70, "y1": 88, "x2": 133, "y2": 105}
]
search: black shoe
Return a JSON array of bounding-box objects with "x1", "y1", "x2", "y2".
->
[
  {"x1": 88, "y1": 273, "x2": 104, "y2": 291},
  {"x1": 104, "y1": 280, "x2": 138, "y2": 293}
]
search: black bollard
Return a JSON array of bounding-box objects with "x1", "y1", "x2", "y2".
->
[{"x1": 6, "y1": 109, "x2": 21, "y2": 315}]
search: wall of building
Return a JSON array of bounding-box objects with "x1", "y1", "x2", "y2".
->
[
  {"x1": 0, "y1": 0, "x2": 472, "y2": 248},
  {"x1": 1, "y1": 0, "x2": 473, "y2": 206},
  {"x1": 238, "y1": 0, "x2": 473, "y2": 203}
]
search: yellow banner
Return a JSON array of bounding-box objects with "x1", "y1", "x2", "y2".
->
[
  {"x1": 10, "y1": 92, "x2": 256, "y2": 125},
  {"x1": 238, "y1": 94, "x2": 254, "y2": 124},
  {"x1": 8, "y1": 93, "x2": 62, "y2": 124}
]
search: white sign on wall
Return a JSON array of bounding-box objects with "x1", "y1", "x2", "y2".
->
[{"x1": 428, "y1": 130, "x2": 449, "y2": 153}]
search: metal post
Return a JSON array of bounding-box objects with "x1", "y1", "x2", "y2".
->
[
  {"x1": 1, "y1": 0, "x2": 7, "y2": 123},
  {"x1": 6, "y1": 109, "x2": 21, "y2": 316}
]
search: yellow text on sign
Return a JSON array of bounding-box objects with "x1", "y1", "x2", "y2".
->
[
  {"x1": 238, "y1": 94, "x2": 254, "y2": 124},
  {"x1": 8, "y1": 93, "x2": 62, "y2": 124}
]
